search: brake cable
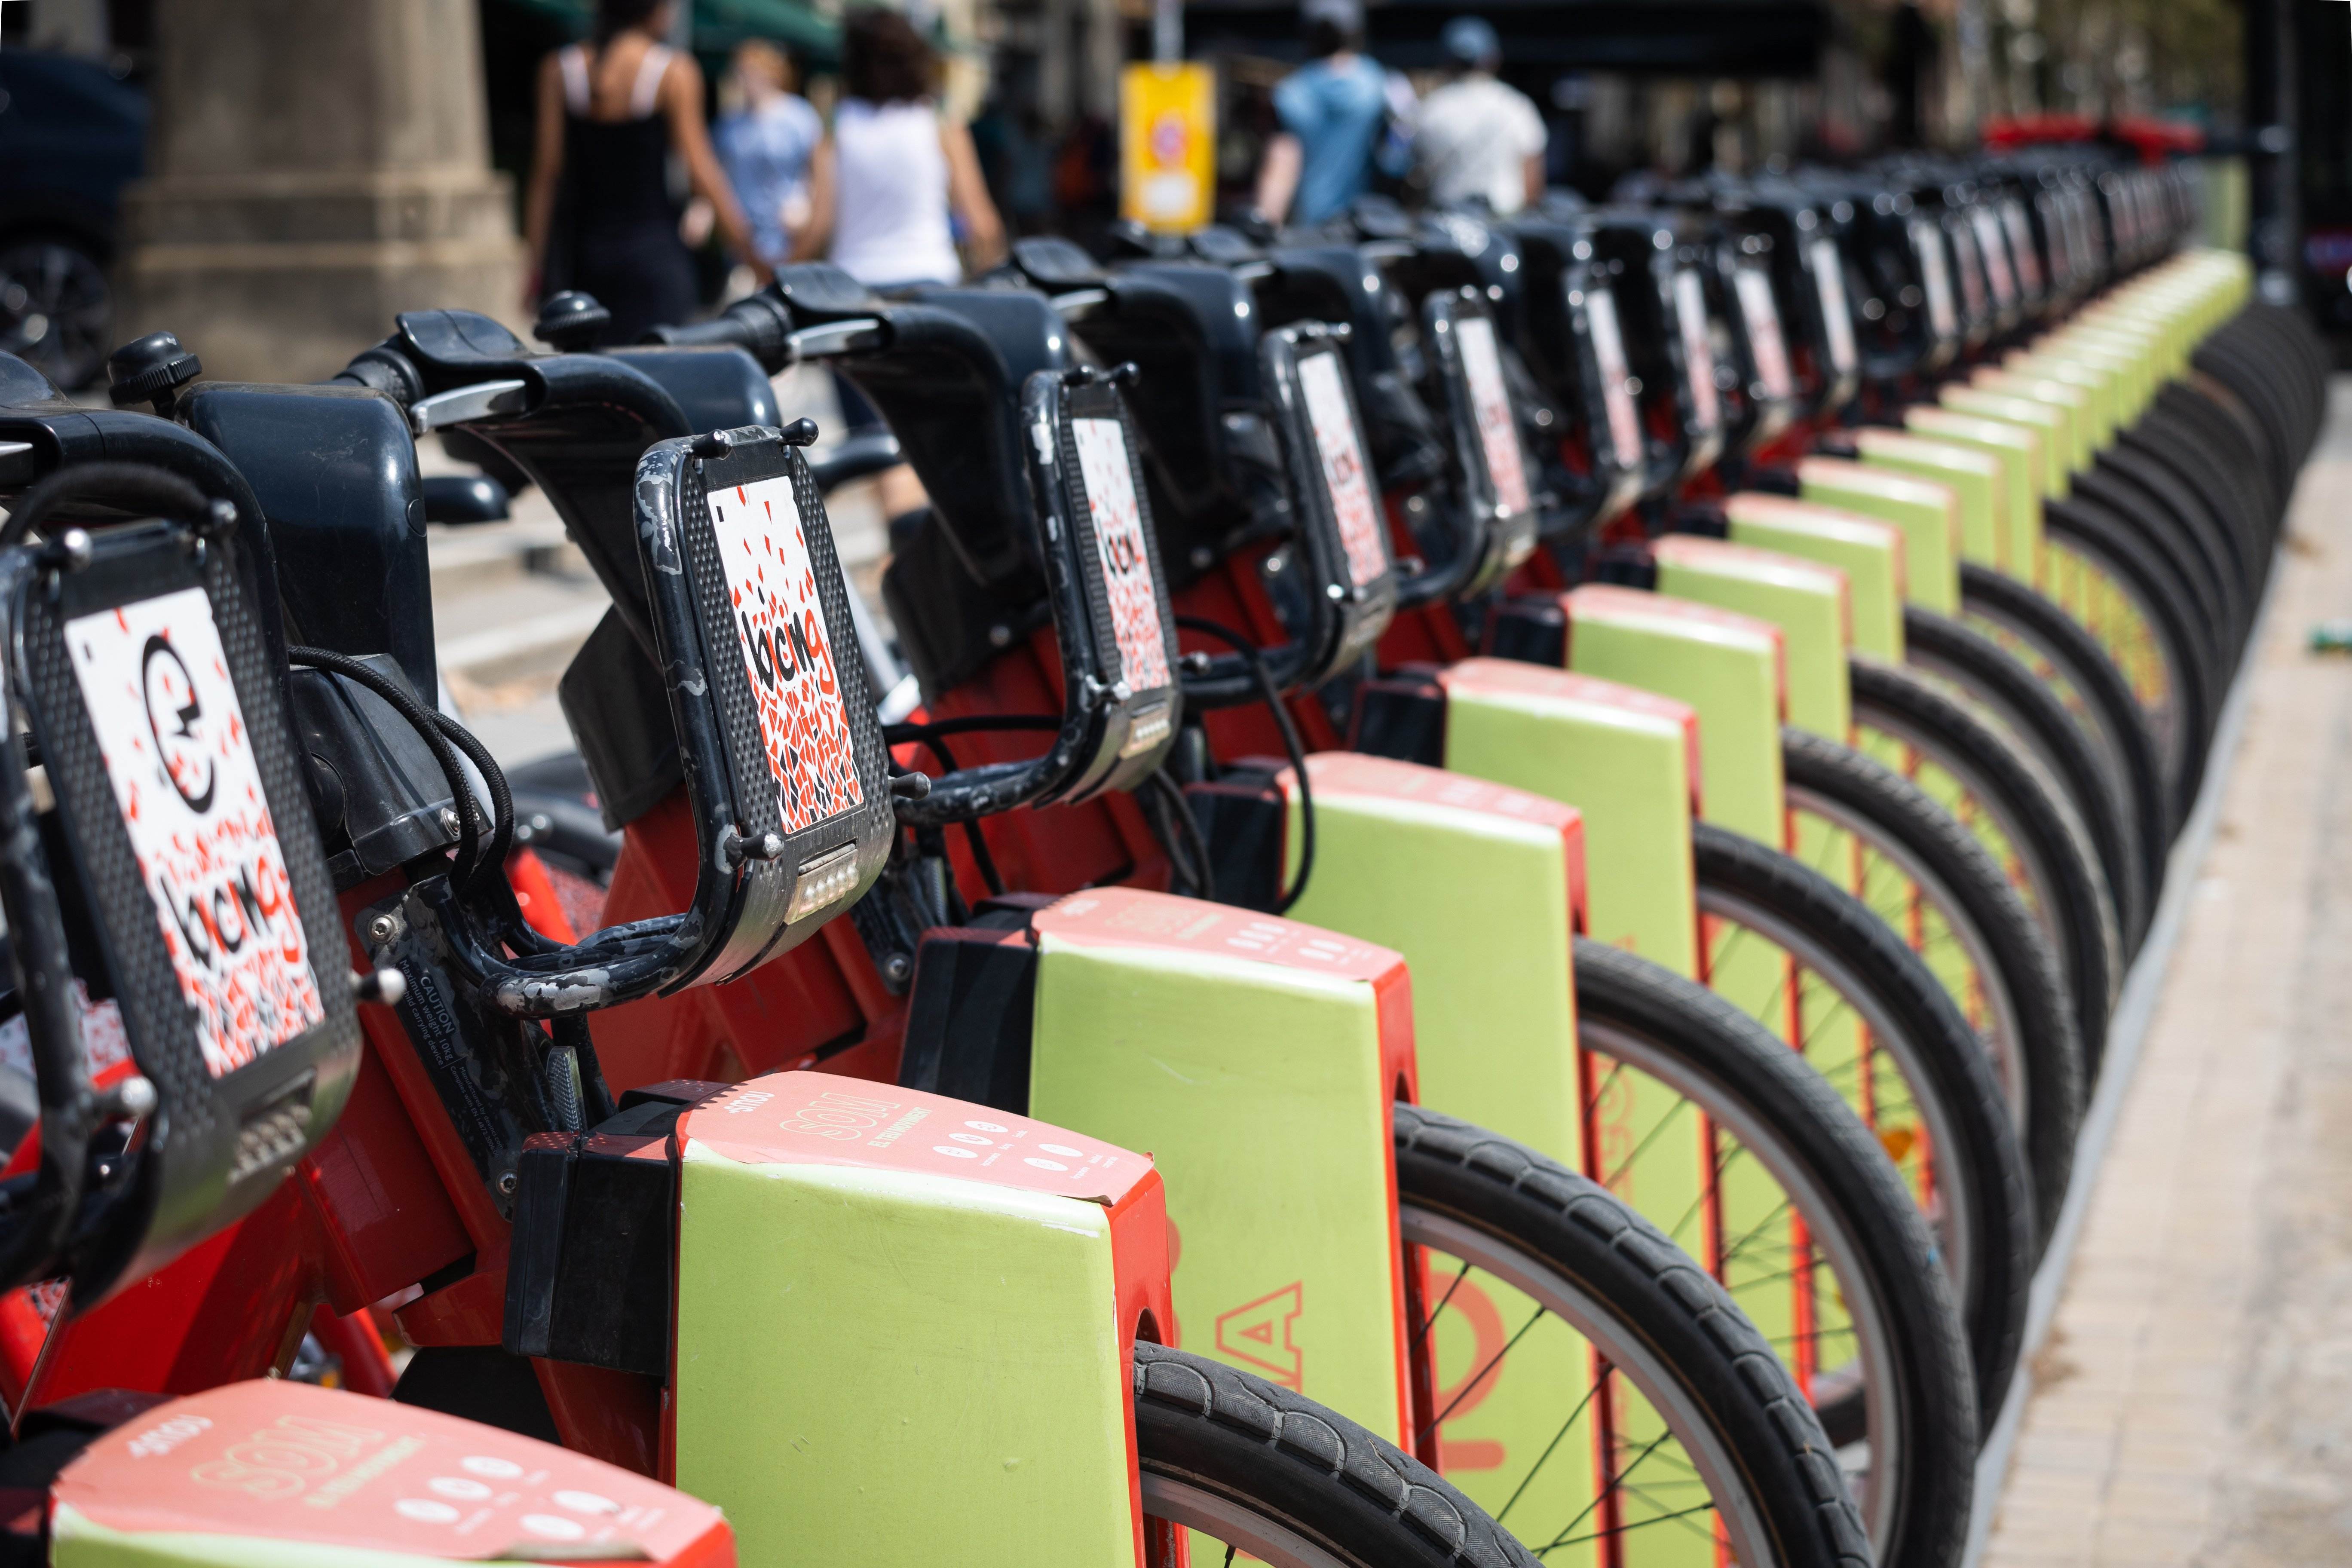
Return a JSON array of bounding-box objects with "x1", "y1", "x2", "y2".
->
[{"x1": 1175, "y1": 616, "x2": 1315, "y2": 914}]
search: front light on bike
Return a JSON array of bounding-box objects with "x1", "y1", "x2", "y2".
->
[{"x1": 788, "y1": 842, "x2": 863, "y2": 923}]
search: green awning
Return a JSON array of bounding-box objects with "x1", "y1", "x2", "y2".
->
[
  {"x1": 490, "y1": 0, "x2": 839, "y2": 66},
  {"x1": 696, "y1": 0, "x2": 840, "y2": 61}
]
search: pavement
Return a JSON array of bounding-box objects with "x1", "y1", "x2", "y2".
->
[{"x1": 1981, "y1": 377, "x2": 2352, "y2": 1567}]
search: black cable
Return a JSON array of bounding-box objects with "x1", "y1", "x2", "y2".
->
[
  {"x1": 1140, "y1": 768, "x2": 1214, "y2": 899},
  {"x1": 1174, "y1": 616, "x2": 1315, "y2": 913},
  {"x1": 287, "y1": 647, "x2": 482, "y2": 888},
  {"x1": 0, "y1": 463, "x2": 211, "y2": 547},
  {"x1": 426, "y1": 711, "x2": 513, "y2": 890},
  {"x1": 880, "y1": 719, "x2": 1045, "y2": 900}
]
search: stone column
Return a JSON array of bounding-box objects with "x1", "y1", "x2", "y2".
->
[{"x1": 112, "y1": 0, "x2": 526, "y2": 383}]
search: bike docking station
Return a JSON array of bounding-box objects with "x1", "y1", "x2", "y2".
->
[{"x1": 0, "y1": 133, "x2": 2321, "y2": 1568}]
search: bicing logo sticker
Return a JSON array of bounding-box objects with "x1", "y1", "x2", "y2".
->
[
  {"x1": 706, "y1": 476, "x2": 864, "y2": 835},
  {"x1": 1454, "y1": 315, "x2": 1532, "y2": 518},
  {"x1": 66, "y1": 589, "x2": 325, "y2": 1079},
  {"x1": 1296, "y1": 350, "x2": 1389, "y2": 588},
  {"x1": 1071, "y1": 417, "x2": 1171, "y2": 693}
]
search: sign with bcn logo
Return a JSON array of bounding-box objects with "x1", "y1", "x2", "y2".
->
[
  {"x1": 707, "y1": 477, "x2": 865, "y2": 835},
  {"x1": 66, "y1": 588, "x2": 324, "y2": 1079},
  {"x1": 1071, "y1": 418, "x2": 1170, "y2": 693},
  {"x1": 1298, "y1": 351, "x2": 1388, "y2": 588},
  {"x1": 1455, "y1": 314, "x2": 1532, "y2": 517}
]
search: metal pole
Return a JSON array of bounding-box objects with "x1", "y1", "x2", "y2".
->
[{"x1": 2244, "y1": 0, "x2": 2300, "y2": 307}]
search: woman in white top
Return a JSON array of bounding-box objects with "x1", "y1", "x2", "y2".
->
[
  {"x1": 792, "y1": 9, "x2": 1004, "y2": 290},
  {"x1": 792, "y1": 7, "x2": 1004, "y2": 519}
]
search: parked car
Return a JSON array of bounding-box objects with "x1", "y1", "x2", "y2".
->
[{"x1": 0, "y1": 50, "x2": 145, "y2": 390}]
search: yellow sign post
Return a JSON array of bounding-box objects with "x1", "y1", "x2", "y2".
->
[{"x1": 1120, "y1": 62, "x2": 1217, "y2": 231}]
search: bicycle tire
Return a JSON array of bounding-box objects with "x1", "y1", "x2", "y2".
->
[
  {"x1": 1954, "y1": 563, "x2": 2171, "y2": 880},
  {"x1": 2129, "y1": 399, "x2": 2270, "y2": 561},
  {"x1": 1688, "y1": 822, "x2": 2033, "y2": 1420},
  {"x1": 1782, "y1": 727, "x2": 2085, "y2": 1246},
  {"x1": 2106, "y1": 431, "x2": 2260, "y2": 660},
  {"x1": 1847, "y1": 657, "x2": 2119, "y2": 1062},
  {"x1": 1898, "y1": 609, "x2": 2147, "y2": 951},
  {"x1": 2074, "y1": 456, "x2": 2245, "y2": 667},
  {"x1": 1571, "y1": 937, "x2": 1978, "y2": 1568},
  {"x1": 2181, "y1": 365, "x2": 2291, "y2": 514},
  {"x1": 1133, "y1": 1342, "x2": 1545, "y2": 1568},
  {"x1": 1390, "y1": 1106, "x2": 1873, "y2": 1568},
  {"x1": 2154, "y1": 382, "x2": 2282, "y2": 556},
  {"x1": 2044, "y1": 493, "x2": 2220, "y2": 814}
]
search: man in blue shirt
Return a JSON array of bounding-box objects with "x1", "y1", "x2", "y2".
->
[{"x1": 1253, "y1": 0, "x2": 1402, "y2": 226}]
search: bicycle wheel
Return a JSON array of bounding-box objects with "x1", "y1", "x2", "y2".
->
[
  {"x1": 2075, "y1": 455, "x2": 2244, "y2": 675},
  {"x1": 1899, "y1": 609, "x2": 2147, "y2": 951},
  {"x1": 1848, "y1": 657, "x2": 2119, "y2": 1062},
  {"x1": 1134, "y1": 1343, "x2": 1544, "y2": 1568},
  {"x1": 2040, "y1": 493, "x2": 2219, "y2": 818},
  {"x1": 1952, "y1": 565, "x2": 2171, "y2": 884},
  {"x1": 2117, "y1": 416, "x2": 2267, "y2": 621},
  {"x1": 1389, "y1": 1107, "x2": 1873, "y2": 1568},
  {"x1": 1782, "y1": 728, "x2": 2084, "y2": 1247},
  {"x1": 1571, "y1": 938, "x2": 1977, "y2": 1568},
  {"x1": 1689, "y1": 823, "x2": 2032, "y2": 1422}
]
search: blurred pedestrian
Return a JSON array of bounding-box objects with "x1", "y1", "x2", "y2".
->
[
  {"x1": 1412, "y1": 16, "x2": 1547, "y2": 215},
  {"x1": 793, "y1": 6, "x2": 1005, "y2": 517},
  {"x1": 716, "y1": 40, "x2": 823, "y2": 270},
  {"x1": 792, "y1": 9, "x2": 1005, "y2": 286},
  {"x1": 524, "y1": 0, "x2": 766, "y2": 343},
  {"x1": 1253, "y1": 0, "x2": 1405, "y2": 227}
]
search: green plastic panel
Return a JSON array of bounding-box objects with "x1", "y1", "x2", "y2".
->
[
  {"x1": 1278, "y1": 753, "x2": 1581, "y2": 1168},
  {"x1": 1438, "y1": 659, "x2": 1702, "y2": 978},
  {"x1": 1795, "y1": 456, "x2": 1961, "y2": 616},
  {"x1": 1942, "y1": 387, "x2": 2074, "y2": 496},
  {"x1": 1723, "y1": 494, "x2": 1907, "y2": 661},
  {"x1": 1855, "y1": 429, "x2": 2007, "y2": 573},
  {"x1": 1902, "y1": 407, "x2": 2044, "y2": 573},
  {"x1": 1972, "y1": 370, "x2": 2096, "y2": 473},
  {"x1": 1564, "y1": 585, "x2": 1787, "y2": 846},
  {"x1": 1026, "y1": 891, "x2": 1414, "y2": 1448},
  {"x1": 673, "y1": 1098, "x2": 1143, "y2": 1567},
  {"x1": 2006, "y1": 352, "x2": 2116, "y2": 447},
  {"x1": 1652, "y1": 536, "x2": 1852, "y2": 742}
]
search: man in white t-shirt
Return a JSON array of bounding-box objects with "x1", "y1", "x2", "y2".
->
[{"x1": 1411, "y1": 16, "x2": 1547, "y2": 215}]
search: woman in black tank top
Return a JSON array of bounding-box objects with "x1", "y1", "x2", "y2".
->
[{"x1": 524, "y1": 0, "x2": 765, "y2": 344}]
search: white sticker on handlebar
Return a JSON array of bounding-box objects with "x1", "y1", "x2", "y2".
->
[
  {"x1": 1906, "y1": 224, "x2": 1958, "y2": 343},
  {"x1": 1072, "y1": 416, "x2": 1171, "y2": 695},
  {"x1": 66, "y1": 588, "x2": 325, "y2": 1080},
  {"x1": 2001, "y1": 202, "x2": 2043, "y2": 297},
  {"x1": 1297, "y1": 349, "x2": 1389, "y2": 588},
  {"x1": 1972, "y1": 208, "x2": 2018, "y2": 309},
  {"x1": 1733, "y1": 266, "x2": 1795, "y2": 400},
  {"x1": 1671, "y1": 268, "x2": 1723, "y2": 432},
  {"x1": 1583, "y1": 288, "x2": 1645, "y2": 469},
  {"x1": 1809, "y1": 240, "x2": 1860, "y2": 376},
  {"x1": 707, "y1": 475, "x2": 865, "y2": 835},
  {"x1": 1454, "y1": 315, "x2": 1532, "y2": 518}
]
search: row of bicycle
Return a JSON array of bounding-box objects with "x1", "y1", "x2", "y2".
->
[{"x1": 0, "y1": 138, "x2": 2321, "y2": 1568}]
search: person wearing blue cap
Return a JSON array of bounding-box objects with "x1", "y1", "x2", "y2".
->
[
  {"x1": 1253, "y1": 0, "x2": 1411, "y2": 225},
  {"x1": 1413, "y1": 15, "x2": 1548, "y2": 215}
]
